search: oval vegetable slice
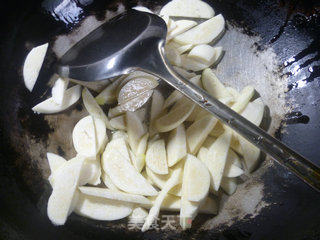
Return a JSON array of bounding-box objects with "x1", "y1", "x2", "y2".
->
[
  {"x1": 184, "y1": 154, "x2": 210, "y2": 202},
  {"x1": 51, "y1": 77, "x2": 69, "y2": 105},
  {"x1": 102, "y1": 139, "x2": 158, "y2": 196},
  {"x1": 167, "y1": 124, "x2": 187, "y2": 167},
  {"x1": 186, "y1": 115, "x2": 218, "y2": 154},
  {"x1": 23, "y1": 43, "x2": 48, "y2": 92},
  {"x1": 145, "y1": 139, "x2": 168, "y2": 175},
  {"x1": 72, "y1": 116, "x2": 107, "y2": 157},
  {"x1": 174, "y1": 14, "x2": 225, "y2": 45},
  {"x1": 32, "y1": 85, "x2": 81, "y2": 114},
  {"x1": 79, "y1": 186, "x2": 152, "y2": 205},
  {"x1": 47, "y1": 156, "x2": 84, "y2": 225},
  {"x1": 160, "y1": 0, "x2": 214, "y2": 19},
  {"x1": 82, "y1": 87, "x2": 114, "y2": 130},
  {"x1": 127, "y1": 111, "x2": 147, "y2": 153},
  {"x1": 155, "y1": 98, "x2": 195, "y2": 132},
  {"x1": 75, "y1": 193, "x2": 133, "y2": 221}
]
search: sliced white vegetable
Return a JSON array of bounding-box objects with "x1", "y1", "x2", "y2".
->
[
  {"x1": 187, "y1": 115, "x2": 218, "y2": 154},
  {"x1": 47, "y1": 156, "x2": 84, "y2": 225},
  {"x1": 180, "y1": 54, "x2": 208, "y2": 71},
  {"x1": 102, "y1": 139, "x2": 157, "y2": 196},
  {"x1": 202, "y1": 130, "x2": 232, "y2": 191},
  {"x1": 188, "y1": 44, "x2": 215, "y2": 63},
  {"x1": 145, "y1": 167, "x2": 182, "y2": 196},
  {"x1": 132, "y1": 6, "x2": 153, "y2": 13},
  {"x1": 110, "y1": 115, "x2": 126, "y2": 130},
  {"x1": 51, "y1": 77, "x2": 69, "y2": 105},
  {"x1": 167, "y1": 20, "x2": 197, "y2": 40},
  {"x1": 180, "y1": 156, "x2": 202, "y2": 230},
  {"x1": 167, "y1": 124, "x2": 187, "y2": 167},
  {"x1": 184, "y1": 154, "x2": 210, "y2": 202},
  {"x1": 72, "y1": 116, "x2": 97, "y2": 157},
  {"x1": 79, "y1": 158, "x2": 101, "y2": 186},
  {"x1": 136, "y1": 108, "x2": 147, "y2": 122},
  {"x1": 238, "y1": 98, "x2": 264, "y2": 172},
  {"x1": 72, "y1": 116, "x2": 107, "y2": 157},
  {"x1": 174, "y1": 14, "x2": 225, "y2": 45},
  {"x1": 133, "y1": 133, "x2": 149, "y2": 172},
  {"x1": 145, "y1": 139, "x2": 168, "y2": 175},
  {"x1": 173, "y1": 66, "x2": 196, "y2": 79},
  {"x1": 23, "y1": 43, "x2": 48, "y2": 92},
  {"x1": 162, "y1": 90, "x2": 183, "y2": 110},
  {"x1": 160, "y1": 0, "x2": 214, "y2": 18},
  {"x1": 223, "y1": 150, "x2": 244, "y2": 178},
  {"x1": 142, "y1": 161, "x2": 183, "y2": 231},
  {"x1": 149, "y1": 195, "x2": 217, "y2": 214},
  {"x1": 74, "y1": 193, "x2": 132, "y2": 221},
  {"x1": 79, "y1": 186, "x2": 151, "y2": 205},
  {"x1": 155, "y1": 98, "x2": 195, "y2": 132},
  {"x1": 118, "y1": 78, "x2": 158, "y2": 105},
  {"x1": 166, "y1": 48, "x2": 182, "y2": 66},
  {"x1": 47, "y1": 152, "x2": 66, "y2": 173},
  {"x1": 167, "y1": 18, "x2": 177, "y2": 33},
  {"x1": 101, "y1": 172, "x2": 119, "y2": 191},
  {"x1": 202, "y1": 68, "x2": 232, "y2": 100},
  {"x1": 82, "y1": 87, "x2": 114, "y2": 130},
  {"x1": 239, "y1": 136, "x2": 260, "y2": 173},
  {"x1": 32, "y1": 85, "x2": 81, "y2": 114},
  {"x1": 231, "y1": 86, "x2": 255, "y2": 113},
  {"x1": 230, "y1": 135, "x2": 243, "y2": 155},
  {"x1": 129, "y1": 207, "x2": 148, "y2": 224},
  {"x1": 127, "y1": 111, "x2": 147, "y2": 153},
  {"x1": 241, "y1": 98, "x2": 265, "y2": 126},
  {"x1": 226, "y1": 87, "x2": 240, "y2": 100},
  {"x1": 149, "y1": 90, "x2": 165, "y2": 136},
  {"x1": 176, "y1": 44, "x2": 193, "y2": 54},
  {"x1": 95, "y1": 76, "x2": 125, "y2": 105},
  {"x1": 111, "y1": 130, "x2": 128, "y2": 141},
  {"x1": 220, "y1": 177, "x2": 237, "y2": 195}
]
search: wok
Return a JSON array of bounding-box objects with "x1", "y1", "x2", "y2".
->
[{"x1": 0, "y1": 0, "x2": 320, "y2": 239}]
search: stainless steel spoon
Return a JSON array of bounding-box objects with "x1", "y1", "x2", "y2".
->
[{"x1": 56, "y1": 10, "x2": 320, "y2": 191}]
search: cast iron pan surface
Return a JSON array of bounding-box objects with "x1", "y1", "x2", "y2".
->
[{"x1": 0, "y1": 0, "x2": 320, "y2": 239}]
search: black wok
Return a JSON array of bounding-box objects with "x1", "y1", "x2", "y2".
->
[{"x1": 0, "y1": 0, "x2": 320, "y2": 239}]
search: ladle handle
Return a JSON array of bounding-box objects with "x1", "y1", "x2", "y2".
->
[{"x1": 143, "y1": 48, "x2": 320, "y2": 192}]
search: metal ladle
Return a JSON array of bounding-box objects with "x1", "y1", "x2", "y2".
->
[{"x1": 56, "y1": 10, "x2": 320, "y2": 191}]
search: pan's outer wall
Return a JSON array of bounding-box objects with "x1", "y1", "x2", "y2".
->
[{"x1": 0, "y1": 0, "x2": 320, "y2": 240}]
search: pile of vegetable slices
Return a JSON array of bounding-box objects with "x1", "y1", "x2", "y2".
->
[{"x1": 23, "y1": 0, "x2": 266, "y2": 231}]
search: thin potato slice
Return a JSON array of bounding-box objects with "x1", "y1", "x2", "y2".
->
[
  {"x1": 82, "y1": 88, "x2": 114, "y2": 130},
  {"x1": 102, "y1": 139, "x2": 157, "y2": 196},
  {"x1": 174, "y1": 14, "x2": 225, "y2": 45},
  {"x1": 95, "y1": 76, "x2": 126, "y2": 105},
  {"x1": 202, "y1": 68, "x2": 232, "y2": 100},
  {"x1": 167, "y1": 124, "x2": 187, "y2": 167},
  {"x1": 75, "y1": 193, "x2": 133, "y2": 221},
  {"x1": 110, "y1": 115, "x2": 126, "y2": 130},
  {"x1": 184, "y1": 154, "x2": 210, "y2": 202},
  {"x1": 149, "y1": 90, "x2": 165, "y2": 136},
  {"x1": 156, "y1": 98, "x2": 195, "y2": 132},
  {"x1": 145, "y1": 139, "x2": 168, "y2": 175},
  {"x1": 223, "y1": 150, "x2": 244, "y2": 178},
  {"x1": 79, "y1": 186, "x2": 152, "y2": 205},
  {"x1": 127, "y1": 111, "x2": 147, "y2": 154},
  {"x1": 220, "y1": 177, "x2": 238, "y2": 195},
  {"x1": 23, "y1": 43, "x2": 48, "y2": 92},
  {"x1": 231, "y1": 86, "x2": 255, "y2": 113},
  {"x1": 167, "y1": 20, "x2": 197, "y2": 40},
  {"x1": 32, "y1": 85, "x2": 81, "y2": 114},
  {"x1": 187, "y1": 115, "x2": 218, "y2": 154},
  {"x1": 47, "y1": 157, "x2": 84, "y2": 225},
  {"x1": 203, "y1": 130, "x2": 232, "y2": 191},
  {"x1": 142, "y1": 161, "x2": 183, "y2": 232},
  {"x1": 51, "y1": 77, "x2": 69, "y2": 105},
  {"x1": 160, "y1": 0, "x2": 215, "y2": 19}
]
